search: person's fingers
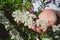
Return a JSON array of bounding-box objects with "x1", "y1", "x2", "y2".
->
[
  {"x1": 40, "y1": 27, "x2": 47, "y2": 33},
  {"x1": 28, "y1": 26, "x2": 36, "y2": 31},
  {"x1": 35, "y1": 26, "x2": 47, "y2": 34},
  {"x1": 35, "y1": 26, "x2": 42, "y2": 33},
  {"x1": 46, "y1": 21, "x2": 55, "y2": 27},
  {"x1": 28, "y1": 26, "x2": 44, "y2": 34}
]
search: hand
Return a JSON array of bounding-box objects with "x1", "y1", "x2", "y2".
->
[{"x1": 28, "y1": 9, "x2": 57, "y2": 34}]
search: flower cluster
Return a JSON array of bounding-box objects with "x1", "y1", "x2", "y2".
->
[
  {"x1": 9, "y1": 29, "x2": 20, "y2": 40},
  {"x1": 12, "y1": 10, "x2": 36, "y2": 27},
  {"x1": 32, "y1": 0, "x2": 43, "y2": 12},
  {"x1": 36, "y1": 18, "x2": 48, "y2": 30},
  {"x1": 12, "y1": 10, "x2": 49, "y2": 30},
  {"x1": 0, "y1": 12, "x2": 22, "y2": 40},
  {"x1": 52, "y1": 24, "x2": 60, "y2": 32},
  {"x1": 42, "y1": 38, "x2": 52, "y2": 40}
]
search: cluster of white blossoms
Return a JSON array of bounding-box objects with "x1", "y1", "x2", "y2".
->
[
  {"x1": 52, "y1": 24, "x2": 60, "y2": 32},
  {"x1": 55, "y1": 35, "x2": 59, "y2": 39},
  {"x1": 9, "y1": 29, "x2": 21, "y2": 40},
  {"x1": 0, "y1": 12, "x2": 22, "y2": 40},
  {"x1": 42, "y1": 38, "x2": 52, "y2": 40},
  {"x1": 12, "y1": 10, "x2": 49, "y2": 30},
  {"x1": 36, "y1": 18, "x2": 48, "y2": 30},
  {"x1": 32, "y1": 0, "x2": 43, "y2": 12},
  {"x1": 12, "y1": 10, "x2": 36, "y2": 27}
]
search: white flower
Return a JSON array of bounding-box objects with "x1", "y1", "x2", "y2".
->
[
  {"x1": 29, "y1": 14, "x2": 36, "y2": 18},
  {"x1": 36, "y1": 19, "x2": 41, "y2": 26},
  {"x1": 28, "y1": 34, "x2": 31, "y2": 39},
  {"x1": 9, "y1": 30, "x2": 15, "y2": 39},
  {"x1": 42, "y1": 38, "x2": 52, "y2": 40},
  {"x1": 55, "y1": 35, "x2": 59, "y2": 38},
  {"x1": 0, "y1": 12, "x2": 21, "y2": 40},
  {"x1": 36, "y1": 18, "x2": 48, "y2": 26},
  {"x1": 5, "y1": 25, "x2": 10, "y2": 27},
  {"x1": 12, "y1": 10, "x2": 21, "y2": 17},
  {"x1": 52, "y1": 24, "x2": 60, "y2": 32},
  {"x1": 36, "y1": 18, "x2": 48, "y2": 30},
  {"x1": 24, "y1": 18, "x2": 35, "y2": 27},
  {"x1": 35, "y1": 37, "x2": 39, "y2": 40},
  {"x1": 9, "y1": 29, "x2": 20, "y2": 40},
  {"x1": 12, "y1": 10, "x2": 36, "y2": 27},
  {"x1": 32, "y1": 0, "x2": 42, "y2": 12},
  {"x1": 11, "y1": 35, "x2": 15, "y2": 39},
  {"x1": 52, "y1": 25, "x2": 57, "y2": 32},
  {"x1": 5, "y1": 24, "x2": 12, "y2": 30},
  {"x1": 23, "y1": 11, "x2": 36, "y2": 26},
  {"x1": 12, "y1": 10, "x2": 49, "y2": 30},
  {"x1": 12, "y1": 10, "x2": 22, "y2": 22},
  {"x1": 16, "y1": 34, "x2": 21, "y2": 40}
]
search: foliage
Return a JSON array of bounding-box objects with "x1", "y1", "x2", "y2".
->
[{"x1": 0, "y1": 0, "x2": 60, "y2": 40}]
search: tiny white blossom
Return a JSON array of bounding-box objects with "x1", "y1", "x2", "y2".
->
[
  {"x1": 29, "y1": 14, "x2": 36, "y2": 18},
  {"x1": 12, "y1": 10, "x2": 20, "y2": 17},
  {"x1": 24, "y1": 18, "x2": 35, "y2": 27},
  {"x1": 32, "y1": 0, "x2": 42, "y2": 12},
  {"x1": 12, "y1": 10, "x2": 22, "y2": 22},
  {"x1": 5, "y1": 25, "x2": 10, "y2": 28},
  {"x1": 42, "y1": 38, "x2": 52, "y2": 40},
  {"x1": 11, "y1": 35, "x2": 15, "y2": 39},
  {"x1": 52, "y1": 24, "x2": 60, "y2": 32},
  {"x1": 9, "y1": 30, "x2": 15, "y2": 39},
  {"x1": 36, "y1": 18, "x2": 48, "y2": 30},
  {"x1": 5, "y1": 24, "x2": 11, "y2": 30},
  {"x1": 9, "y1": 29, "x2": 20, "y2": 40},
  {"x1": 35, "y1": 37, "x2": 39, "y2": 40},
  {"x1": 12, "y1": 10, "x2": 36, "y2": 27},
  {"x1": 0, "y1": 12, "x2": 21, "y2": 40},
  {"x1": 36, "y1": 19, "x2": 41, "y2": 26},
  {"x1": 52, "y1": 25, "x2": 57, "y2": 32},
  {"x1": 55, "y1": 35, "x2": 59, "y2": 38}
]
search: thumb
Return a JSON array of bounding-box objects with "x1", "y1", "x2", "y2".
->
[{"x1": 46, "y1": 21, "x2": 54, "y2": 27}]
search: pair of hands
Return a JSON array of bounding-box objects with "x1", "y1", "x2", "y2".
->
[{"x1": 17, "y1": 9, "x2": 57, "y2": 34}]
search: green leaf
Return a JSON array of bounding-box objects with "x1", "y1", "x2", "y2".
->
[
  {"x1": 41, "y1": 33, "x2": 47, "y2": 38},
  {"x1": 25, "y1": 1, "x2": 32, "y2": 9},
  {"x1": 6, "y1": 0, "x2": 14, "y2": 4}
]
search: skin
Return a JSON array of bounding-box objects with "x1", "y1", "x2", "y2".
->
[
  {"x1": 55, "y1": 10, "x2": 60, "y2": 18},
  {"x1": 16, "y1": 9, "x2": 60, "y2": 34},
  {"x1": 16, "y1": 0, "x2": 60, "y2": 33},
  {"x1": 28, "y1": 9, "x2": 57, "y2": 34}
]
